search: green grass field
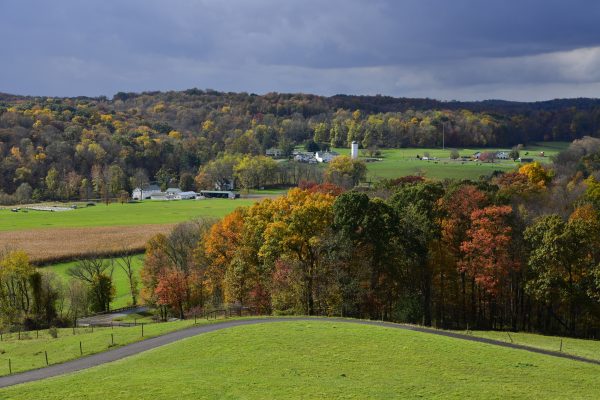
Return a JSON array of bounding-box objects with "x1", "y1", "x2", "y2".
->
[
  {"x1": 454, "y1": 329, "x2": 600, "y2": 362},
  {"x1": 0, "y1": 198, "x2": 256, "y2": 232},
  {"x1": 334, "y1": 142, "x2": 568, "y2": 181},
  {"x1": 42, "y1": 256, "x2": 145, "y2": 309},
  {"x1": 0, "y1": 318, "x2": 227, "y2": 377},
  {"x1": 1, "y1": 320, "x2": 598, "y2": 399}
]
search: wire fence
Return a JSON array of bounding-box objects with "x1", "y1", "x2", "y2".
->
[{"x1": 0, "y1": 306, "x2": 257, "y2": 376}]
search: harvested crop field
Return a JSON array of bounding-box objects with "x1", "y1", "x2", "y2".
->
[{"x1": 0, "y1": 224, "x2": 174, "y2": 264}]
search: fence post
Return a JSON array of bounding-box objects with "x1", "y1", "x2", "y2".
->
[
  {"x1": 111, "y1": 333, "x2": 114, "y2": 345},
  {"x1": 194, "y1": 314, "x2": 197, "y2": 324},
  {"x1": 141, "y1": 324, "x2": 144, "y2": 337},
  {"x1": 18, "y1": 329, "x2": 20, "y2": 340},
  {"x1": 506, "y1": 332, "x2": 514, "y2": 343},
  {"x1": 8, "y1": 359, "x2": 11, "y2": 375},
  {"x1": 80, "y1": 341, "x2": 83, "y2": 355},
  {"x1": 36, "y1": 330, "x2": 39, "y2": 339},
  {"x1": 560, "y1": 339, "x2": 563, "y2": 352},
  {"x1": 45, "y1": 351, "x2": 49, "y2": 366}
]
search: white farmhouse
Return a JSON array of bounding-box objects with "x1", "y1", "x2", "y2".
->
[
  {"x1": 315, "y1": 151, "x2": 338, "y2": 163},
  {"x1": 496, "y1": 151, "x2": 510, "y2": 160},
  {"x1": 132, "y1": 184, "x2": 161, "y2": 200}
]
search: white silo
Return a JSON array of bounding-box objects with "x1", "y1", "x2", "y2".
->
[{"x1": 351, "y1": 141, "x2": 359, "y2": 160}]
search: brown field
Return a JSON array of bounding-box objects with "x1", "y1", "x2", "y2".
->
[{"x1": 0, "y1": 224, "x2": 175, "y2": 264}]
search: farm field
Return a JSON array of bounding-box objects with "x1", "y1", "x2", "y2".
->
[
  {"x1": 0, "y1": 225, "x2": 169, "y2": 264},
  {"x1": 333, "y1": 142, "x2": 568, "y2": 181},
  {"x1": 0, "y1": 199, "x2": 257, "y2": 263},
  {"x1": 1, "y1": 320, "x2": 598, "y2": 399},
  {"x1": 43, "y1": 256, "x2": 144, "y2": 309},
  {"x1": 0, "y1": 198, "x2": 256, "y2": 232}
]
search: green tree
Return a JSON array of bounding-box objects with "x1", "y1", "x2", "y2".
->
[{"x1": 45, "y1": 167, "x2": 60, "y2": 198}]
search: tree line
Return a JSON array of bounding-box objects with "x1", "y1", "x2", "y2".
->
[
  {"x1": 2, "y1": 137, "x2": 599, "y2": 336},
  {"x1": 139, "y1": 138, "x2": 600, "y2": 337},
  {"x1": 3, "y1": 90, "x2": 600, "y2": 203}
]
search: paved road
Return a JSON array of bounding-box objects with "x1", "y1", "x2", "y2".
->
[
  {"x1": 0, "y1": 317, "x2": 598, "y2": 389},
  {"x1": 77, "y1": 306, "x2": 150, "y2": 326}
]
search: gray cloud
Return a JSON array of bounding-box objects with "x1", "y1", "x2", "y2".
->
[{"x1": 1, "y1": 0, "x2": 600, "y2": 100}]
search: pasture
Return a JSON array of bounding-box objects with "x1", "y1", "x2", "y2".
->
[
  {"x1": 0, "y1": 198, "x2": 256, "y2": 232},
  {"x1": 1, "y1": 320, "x2": 598, "y2": 399},
  {"x1": 334, "y1": 142, "x2": 568, "y2": 181}
]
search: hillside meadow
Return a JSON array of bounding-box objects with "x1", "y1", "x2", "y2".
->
[{"x1": 1, "y1": 321, "x2": 598, "y2": 399}]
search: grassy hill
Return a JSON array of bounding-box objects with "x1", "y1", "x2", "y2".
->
[{"x1": 2, "y1": 321, "x2": 598, "y2": 399}]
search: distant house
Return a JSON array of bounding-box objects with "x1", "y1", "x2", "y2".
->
[
  {"x1": 496, "y1": 151, "x2": 510, "y2": 160},
  {"x1": 294, "y1": 152, "x2": 316, "y2": 163},
  {"x1": 472, "y1": 152, "x2": 481, "y2": 159},
  {"x1": 132, "y1": 184, "x2": 161, "y2": 200},
  {"x1": 518, "y1": 157, "x2": 534, "y2": 163},
  {"x1": 315, "y1": 151, "x2": 339, "y2": 163},
  {"x1": 175, "y1": 191, "x2": 197, "y2": 200},
  {"x1": 266, "y1": 148, "x2": 283, "y2": 158}
]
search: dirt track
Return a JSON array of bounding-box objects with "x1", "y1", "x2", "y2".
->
[{"x1": 0, "y1": 317, "x2": 598, "y2": 389}]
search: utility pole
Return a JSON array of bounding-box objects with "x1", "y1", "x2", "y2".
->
[{"x1": 442, "y1": 122, "x2": 445, "y2": 150}]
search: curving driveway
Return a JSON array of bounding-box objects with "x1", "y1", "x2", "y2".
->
[{"x1": 0, "y1": 317, "x2": 598, "y2": 389}]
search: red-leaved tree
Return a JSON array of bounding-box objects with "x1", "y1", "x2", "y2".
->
[
  {"x1": 155, "y1": 269, "x2": 188, "y2": 319},
  {"x1": 459, "y1": 205, "x2": 516, "y2": 296}
]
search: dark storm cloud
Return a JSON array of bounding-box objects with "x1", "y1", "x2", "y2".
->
[{"x1": 1, "y1": 0, "x2": 600, "y2": 100}]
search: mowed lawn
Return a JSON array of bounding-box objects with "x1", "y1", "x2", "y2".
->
[
  {"x1": 42, "y1": 256, "x2": 144, "y2": 309},
  {"x1": 2, "y1": 321, "x2": 598, "y2": 399},
  {"x1": 0, "y1": 198, "x2": 256, "y2": 232},
  {"x1": 333, "y1": 142, "x2": 568, "y2": 181}
]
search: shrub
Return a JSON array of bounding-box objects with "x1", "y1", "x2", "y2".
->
[{"x1": 48, "y1": 326, "x2": 58, "y2": 338}]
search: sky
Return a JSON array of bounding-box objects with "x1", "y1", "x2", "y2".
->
[{"x1": 1, "y1": 0, "x2": 600, "y2": 101}]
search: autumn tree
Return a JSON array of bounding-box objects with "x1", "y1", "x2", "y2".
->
[
  {"x1": 324, "y1": 155, "x2": 366, "y2": 188},
  {"x1": 155, "y1": 269, "x2": 188, "y2": 319}
]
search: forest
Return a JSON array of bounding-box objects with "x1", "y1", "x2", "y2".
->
[
  {"x1": 2, "y1": 90, "x2": 600, "y2": 203},
  {"x1": 136, "y1": 137, "x2": 600, "y2": 338},
  {"x1": 1, "y1": 133, "x2": 600, "y2": 337}
]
